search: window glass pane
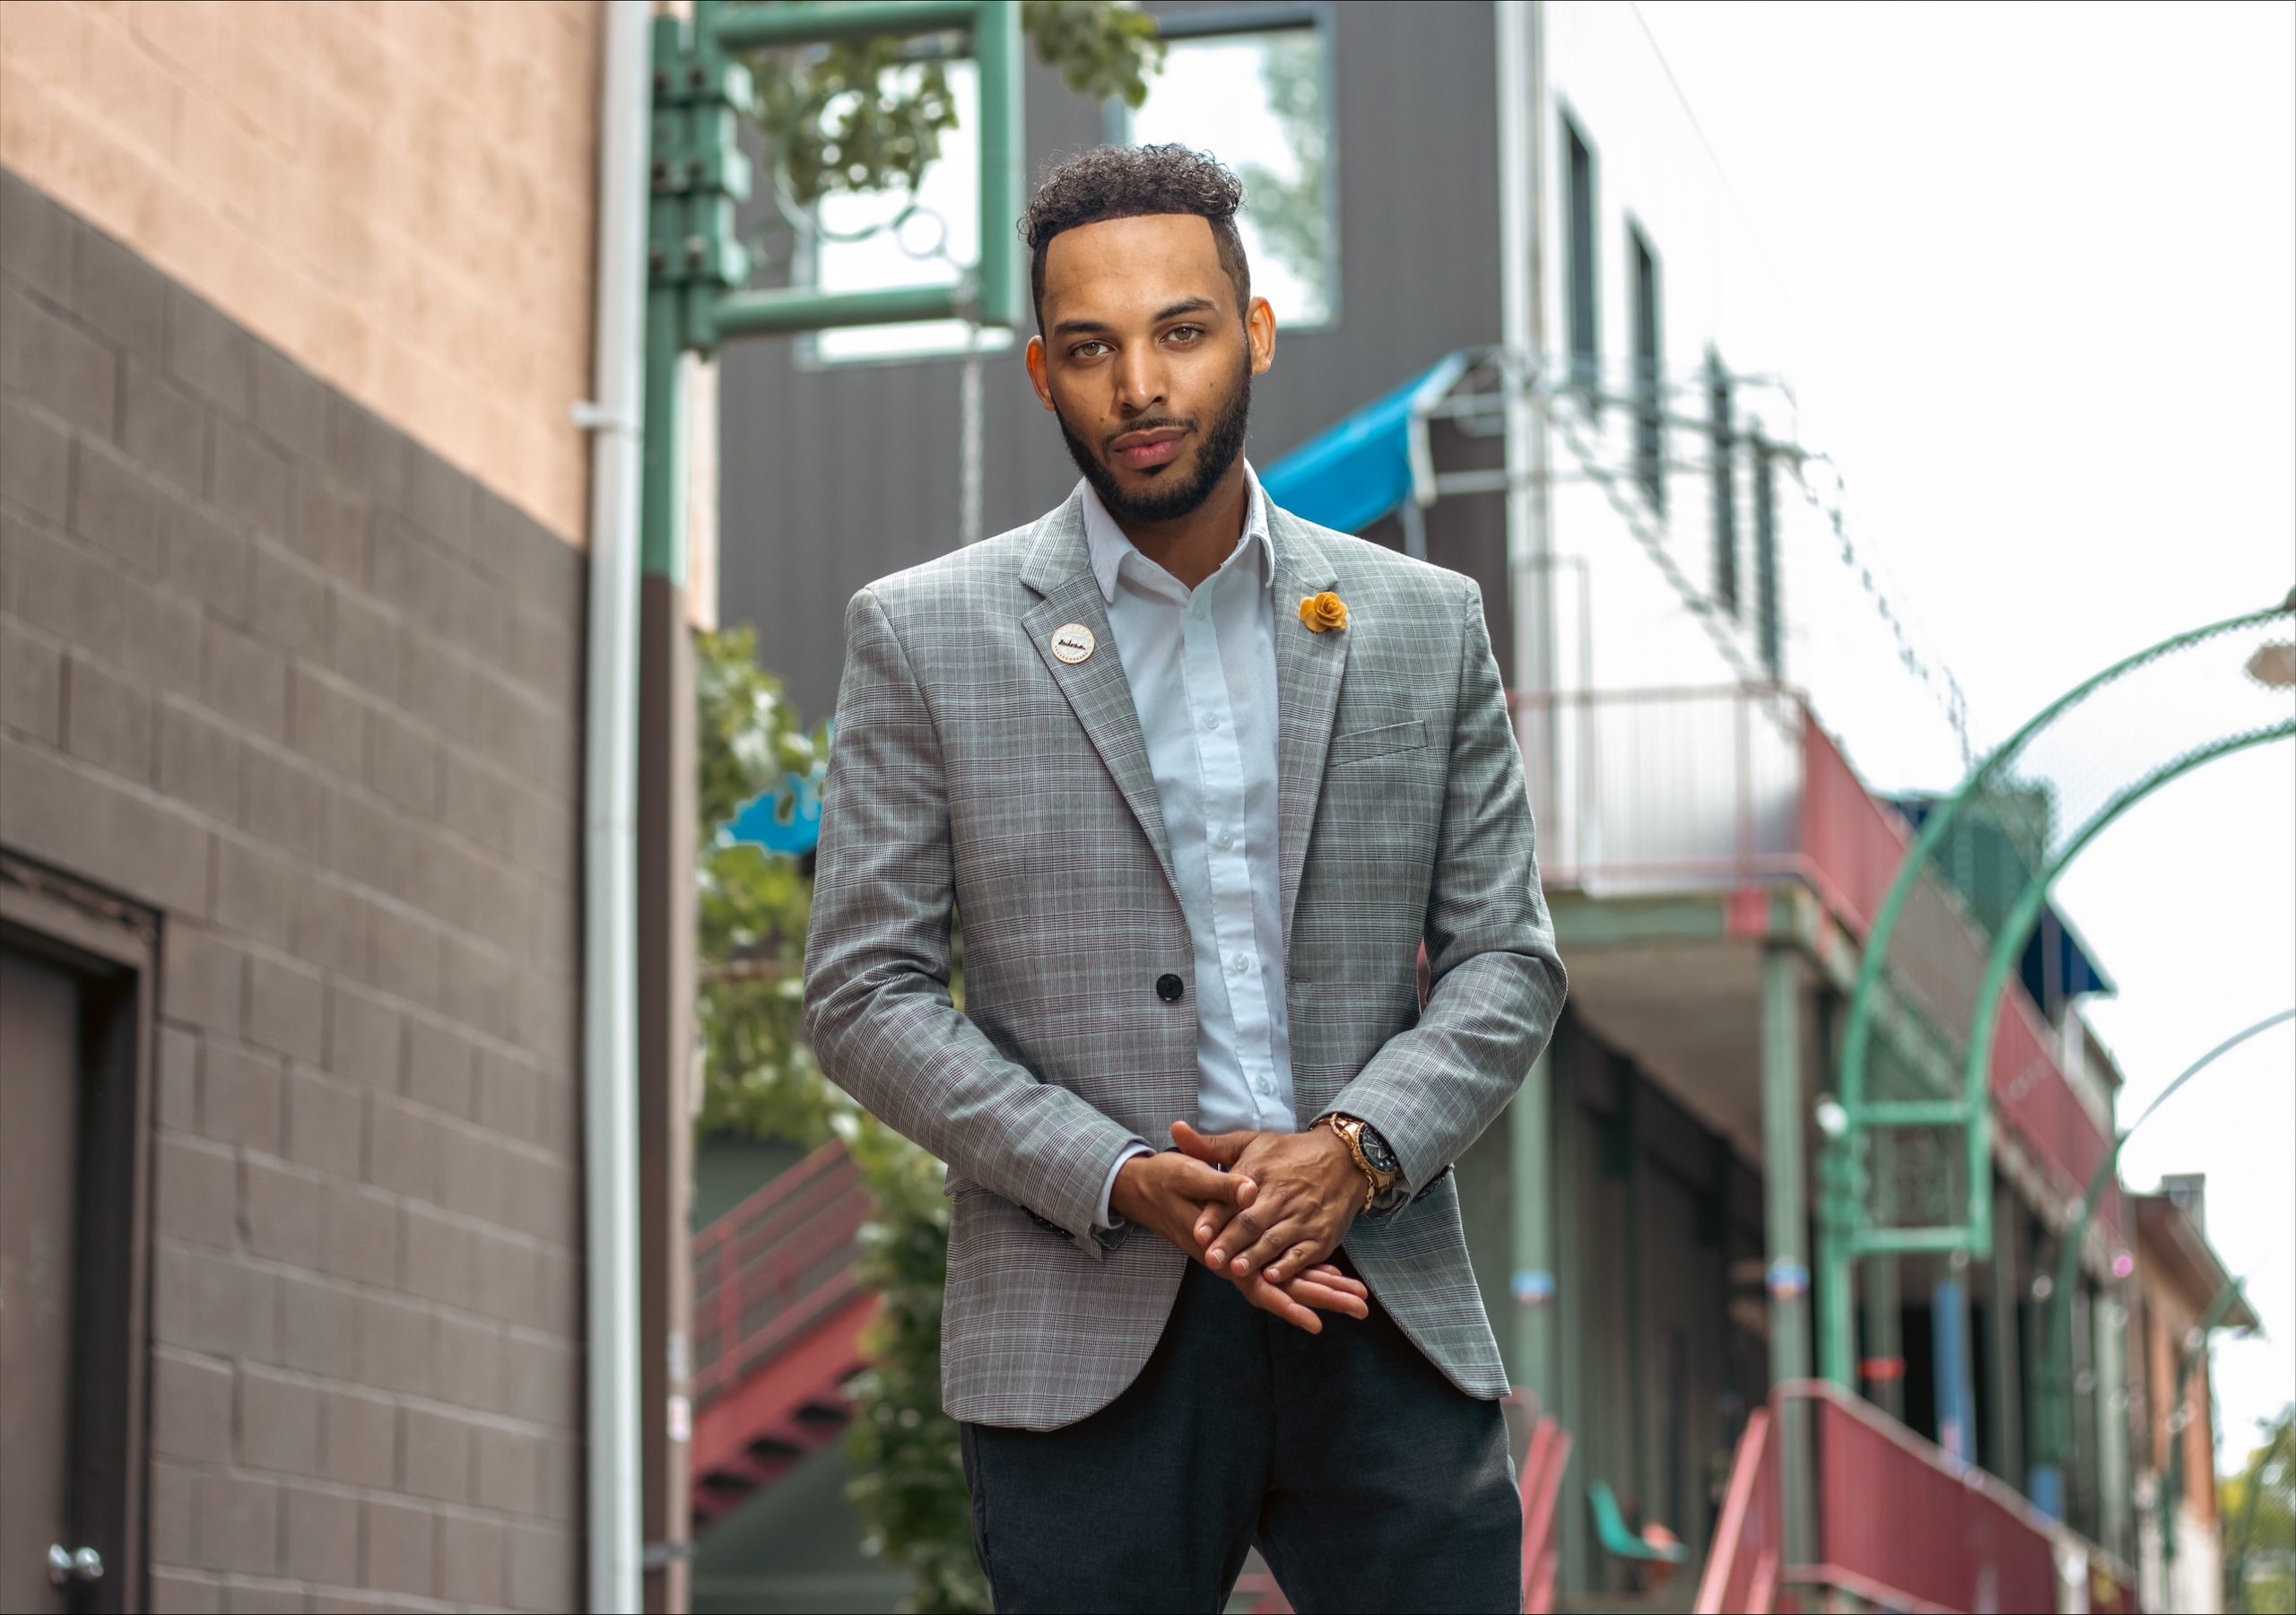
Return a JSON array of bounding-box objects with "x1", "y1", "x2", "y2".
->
[
  {"x1": 1565, "y1": 117, "x2": 1598, "y2": 395},
  {"x1": 1127, "y1": 29, "x2": 1334, "y2": 327},
  {"x1": 1631, "y1": 227, "x2": 1663, "y2": 512},
  {"x1": 1708, "y1": 359, "x2": 1738, "y2": 614},
  {"x1": 812, "y1": 61, "x2": 1013, "y2": 363}
]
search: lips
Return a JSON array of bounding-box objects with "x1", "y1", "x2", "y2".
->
[{"x1": 1111, "y1": 429, "x2": 1187, "y2": 470}]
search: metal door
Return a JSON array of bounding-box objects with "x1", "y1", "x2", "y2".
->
[{"x1": 1, "y1": 945, "x2": 83, "y2": 1614}]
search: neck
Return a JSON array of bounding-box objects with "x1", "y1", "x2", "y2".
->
[{"x1": 1111, "y1": 459, "x2": 1250, "y2": 591}]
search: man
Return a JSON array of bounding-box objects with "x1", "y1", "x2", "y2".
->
[{"x1": 804, "y1": 144, "x2": 1567, "y2": 1612}]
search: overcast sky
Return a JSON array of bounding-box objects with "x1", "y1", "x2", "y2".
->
[{"x1": 1632, "y1": 0, "x2": 2295, "y2": 1466}]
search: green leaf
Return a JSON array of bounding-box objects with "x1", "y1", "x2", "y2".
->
[{"x1": 737, "y1": 2, "x2": 1166, "y2": 210}]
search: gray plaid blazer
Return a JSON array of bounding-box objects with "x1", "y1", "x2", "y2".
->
[{"x1": 804, "y1": 485, "x2": 1567, "y2": 1430}]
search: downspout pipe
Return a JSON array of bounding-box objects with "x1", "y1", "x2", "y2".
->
[{"x1": 579, "y1": 3, "x2": 650, "y2": 1610}]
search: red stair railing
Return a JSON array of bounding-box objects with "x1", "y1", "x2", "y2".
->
[
  {"x1": 1518, "y1": 1405, "x2": 1573, "y2": 1615},
  {"x1": 689, "y1": 1139, "x2": 880, "y2": 1531},
  {"x1": 1693, "y1": 1407, "x2": 1780, "y2": 1614}
]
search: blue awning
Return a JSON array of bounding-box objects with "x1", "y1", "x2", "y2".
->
[{"x1": 1259, "y1": 357, "x2": 1464, "y2": 534}]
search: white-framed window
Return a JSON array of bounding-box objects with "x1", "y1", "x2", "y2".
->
[
  {"x1": 1114, "y1": 9, "x2": 1337, "y2": 331},
  {"x1": 802, "y1": 58, "x2": 1017, "y2": 366}
]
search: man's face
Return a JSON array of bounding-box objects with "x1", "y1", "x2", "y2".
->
[{"x1": 1026, "y1": 213, "x2": 1276, "y2": 526}]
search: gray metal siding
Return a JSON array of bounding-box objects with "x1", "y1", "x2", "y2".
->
[{"x1": 718, "y1": 0, "x2": 1505, "y2": 719}]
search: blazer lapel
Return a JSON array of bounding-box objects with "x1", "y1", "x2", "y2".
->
[
  {"x1": 1017, "y1": 495, "x2": 1182, "y2": 904},
  {"x1": 1269, "y1": 508, "x2": 1349, "y2": 942}
]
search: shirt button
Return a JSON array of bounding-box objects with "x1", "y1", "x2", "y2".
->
[
  {"x1": 1156, "y1": 973, "x2": 1185, "y2": 1003},
  {"x1": 1202, "y1": 712, "x2": 1220, "y2": 731},
  {"x1": 1215, "y1": 829, "x2": 1233, "y2": 849}
]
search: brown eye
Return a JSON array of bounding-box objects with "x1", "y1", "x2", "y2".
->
[{"x1": 1167, "y1": 326, "x2": 1204, "y2": 343}]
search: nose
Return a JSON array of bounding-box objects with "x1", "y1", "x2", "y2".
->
[{"x1": 1113, "y1": 344, "x2": 1166, "y2": 415}]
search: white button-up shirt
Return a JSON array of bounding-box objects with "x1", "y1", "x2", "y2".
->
[{"x1": 1084, "y1": 463, "x2": 1298, "y2": 1230}]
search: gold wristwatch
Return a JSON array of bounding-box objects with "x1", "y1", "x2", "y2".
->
[{"x1": 1321, "y1": 1113, "x2": 1401, "y2": 1213}]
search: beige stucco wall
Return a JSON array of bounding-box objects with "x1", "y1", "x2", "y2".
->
[{"x1": 0, "y1": 0, "x2": 601, "y2": 543}]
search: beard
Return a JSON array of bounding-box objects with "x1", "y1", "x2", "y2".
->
[{"x1": 1055, "y1": 352, "x2": 1253, "y2": 527}]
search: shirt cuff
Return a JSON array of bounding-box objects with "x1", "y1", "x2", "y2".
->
[{"x1": 1095, "y1": 1142, "x2": 1156, "y2": 1231}]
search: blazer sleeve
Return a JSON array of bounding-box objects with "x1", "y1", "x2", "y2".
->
[
  {"x1": 1322, "y1": 576, "x2": 1569, "y2": 1197},
  {"x1": 803, "y1": 585, "x2": 1148, "y2": 1256}
]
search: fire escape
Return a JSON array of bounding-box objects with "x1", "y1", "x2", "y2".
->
[{"x1": 688, "y1": 1142, "x2": 879, "y2": 1533}]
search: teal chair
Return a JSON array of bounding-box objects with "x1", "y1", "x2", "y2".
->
[{"x1": 1587, "y1": 1480, "x2": 1688, "y2": 1566}]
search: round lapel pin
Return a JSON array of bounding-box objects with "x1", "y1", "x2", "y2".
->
[{"x1": 1050, "y1": 622, "x2": 1096, "y2": 664}]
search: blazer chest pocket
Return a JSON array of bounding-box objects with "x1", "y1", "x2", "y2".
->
[{"x1": 1329, "y1": 719, "x2": 1428, "y2": 765}]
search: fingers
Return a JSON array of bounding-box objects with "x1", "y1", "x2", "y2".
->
[
  {"x1": 1298, "y1": 1262, "x2": 1367, "y2": 1298},
  {"x1": 1192, "y1": 1200, "x2": 1246, "y2": 1249},
  {"x1": 1170, "y1": 1119, "x2": 1256, "y2": 1166},
  {"x1": 1230, "y1": 1268, "x2": 1371, "y2": 1333},
  {"x1": 1222, "y1": 1217, "x2": 1306, "y2": 1281},
  {"x1": 1204, "y1": 1209, "x2": 1270, "y2": 1269},
  {"x1": 1168, "y1": 1156, "x2": 1257, "y2": 1207},
  {"x1": 1262, "y1": 1240, "x2": 1328, "y2": 1287},
  {"x1": 1235, "y1": 1272, "x2": 1322, "y2": 1333},
  {"x1": 1283, "y1": 1274, "x2": 1370, "y2": 1320}
]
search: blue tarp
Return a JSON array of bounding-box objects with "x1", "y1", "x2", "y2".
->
[
  {"x1": 728, "y1": 766, "x2": 824, "y2": 857},
  {"x1": 1259, "y1": 360, "x2": 1453, "y2": 534}
]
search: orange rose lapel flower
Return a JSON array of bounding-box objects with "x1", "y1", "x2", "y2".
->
[{"x1": 1299, "y1": 591, "x2": 1349, "y2": 633}]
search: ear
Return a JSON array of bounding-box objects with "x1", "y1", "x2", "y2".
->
[
  {"x1": 1024, "y1": 334, "x2": 1057, "y2": 412},
  {"x1": 1245, "y1": 296, "x2": 1277, "y2": 377}
]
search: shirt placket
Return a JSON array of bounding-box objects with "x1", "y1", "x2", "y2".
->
[{"x1": 1183, "y1": 576, "x2": 1284, "y2": 1129}]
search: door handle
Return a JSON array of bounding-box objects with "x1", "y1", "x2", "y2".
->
[{"x1": 46, "y1": 1544, "x2": 103, "y2": 1586}]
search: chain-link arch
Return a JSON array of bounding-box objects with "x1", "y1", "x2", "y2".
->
[{"x1": 1817, "y1": 598, "x2": 2296, "y2": 1387}]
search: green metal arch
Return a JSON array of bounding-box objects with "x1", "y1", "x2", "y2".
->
[
  {"x1": 1818, "y1": 600, "x2": 2295, "y2": 1389},
  {"x1": 1958, "y1": 726, "x2": 2296, "y2": 1159}
]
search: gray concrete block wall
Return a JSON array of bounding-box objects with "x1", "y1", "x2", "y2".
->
[{"x1": 0, "y1": 167, "x2": 586, "y2": 1614}]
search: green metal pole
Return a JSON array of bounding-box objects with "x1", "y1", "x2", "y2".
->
[
  {"x1": 1985, "y1": 1177, "x2": 2024, "y2": 1482},
  {"x1": 1861, "y1": 1240, "x2": 1903, "y2": 1420},
  {"x1": 712, "y1": 283, "x2": 966, "y2": 340},
  {"x1": 2095, "y1": 1289, "x2": 2133, "y2": 1562},
  {"x1": 1761, "y1": 947, "x2": 1816, "y2": 1564},
  {"x1": 627, "y1": 7, "x2": 1034, "y2": 1597},
  {"x1": 972, "y1": 0, "x2": 1026, "y2": 328},
  {"x1": 1511, "y1": 1050, "x2": 1558, "y2": 1410},
  {"x1": 639, "y1": 287, "x2": 688, "y2": 583}
]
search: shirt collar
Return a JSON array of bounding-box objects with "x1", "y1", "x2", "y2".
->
[{"x1": 1081, "y1": 459, "x2": 1274, "y2": 605}]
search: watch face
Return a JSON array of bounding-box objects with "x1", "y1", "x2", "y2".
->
[{"x1": 1358, "y1": 1125, "x2": 1400, "y2": 1177}]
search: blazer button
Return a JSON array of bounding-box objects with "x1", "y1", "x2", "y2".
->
[{"x1": 1155, "y1": 973, "x2": 1185, "y2": 1003}]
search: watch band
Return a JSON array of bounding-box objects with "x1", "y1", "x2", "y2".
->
[{"x1": 1321, "y1": 1113, "x2": 1399, "y2": 1213}]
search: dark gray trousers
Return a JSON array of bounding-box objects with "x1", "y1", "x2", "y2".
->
[{"x1": 958, "y1": 1246, "x2": 1523, "y2": 1613}]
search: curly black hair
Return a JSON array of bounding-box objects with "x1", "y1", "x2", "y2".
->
[{"x1": 1020, "y1": 143, "x2": 1252, "y2": 332}]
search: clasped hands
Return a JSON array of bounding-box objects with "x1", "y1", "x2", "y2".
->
[{"x1": 1109, "y1": 1118, "x2": 1370, "y2": 1334}]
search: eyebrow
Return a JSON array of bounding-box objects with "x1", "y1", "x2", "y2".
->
[{"x1": 1050, "y1": 297, "x2": 1221, "y2": 341}]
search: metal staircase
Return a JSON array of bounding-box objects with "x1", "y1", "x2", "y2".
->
[{"x1": 689, "y1": 1140, "x2": 879, "y2": 1532}]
